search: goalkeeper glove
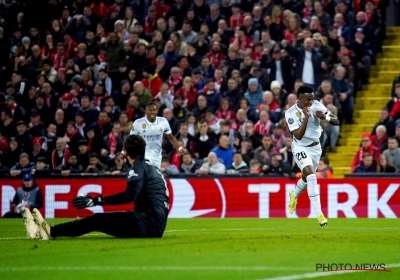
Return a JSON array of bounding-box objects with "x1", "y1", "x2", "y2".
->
[{"x1": 72, "y1": 195, "x2": 104, "y2": 209}]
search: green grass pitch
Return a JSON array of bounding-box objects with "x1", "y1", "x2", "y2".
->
[{"x1": 0, "y1": 218, "x2": 399, "y2": 280}]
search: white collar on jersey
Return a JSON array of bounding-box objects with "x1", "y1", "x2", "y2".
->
[{"x1": 145, "y1": 116, "x2": 158, "y2": 125}]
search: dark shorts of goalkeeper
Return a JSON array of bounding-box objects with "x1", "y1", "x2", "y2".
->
[{"x1": 51, "y1": 210, "x2": 168, "y2": 239}]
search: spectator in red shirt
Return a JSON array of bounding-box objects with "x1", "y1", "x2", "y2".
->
[
  {"x1": 216, "y1": 98, "x2": 236, "y2": 121},
  {"x1": 207, "y1": 41, "x2": 225, "y2": 69},
  {"x1": 351, "y1": 133, "x2": 381, "y2": 172},
  {"x1": 370, "y1": 125, "x2": 389, "y2": 153},
  {"x1": 229, "y1": 3, "x2": 243, "y2": 29},
  {"x1": 141, "y1": 65, "x2": 163, "y2": 98},
  {"x1": 229, "y1": 25, "x2": 254, "y2": 56}
]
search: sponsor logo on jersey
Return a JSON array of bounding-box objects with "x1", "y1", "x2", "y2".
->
[
  {"x1": 143, "y1": 134, "x2": 163, "y2": 141},
  {"x1": 128, "y1": 170, "x2": 138, "y2": 178}
]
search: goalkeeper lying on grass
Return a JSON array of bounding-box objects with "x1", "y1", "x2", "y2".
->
[{"x1": 23, "y1": 135, "x2": 170, "y2": 240}]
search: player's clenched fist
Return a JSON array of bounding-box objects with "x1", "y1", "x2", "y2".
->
[
  {"x1": 302, "y1": 106, "x2": 310, "y2": 118},
  {"x1": 315, "y1": 110, "x2": 326, "y2": 119}
]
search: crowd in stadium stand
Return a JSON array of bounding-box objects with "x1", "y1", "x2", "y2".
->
[{"x1": 0, "y1": 0, "x2": 392, "y2": 178}]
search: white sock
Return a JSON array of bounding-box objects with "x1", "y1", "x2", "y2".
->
[
  {"x1": 306, "y1": 174, "x2": 322, "y2": 216},
  {"x1": 294, "y1": 179, "x2": 307, "y2": 198}
]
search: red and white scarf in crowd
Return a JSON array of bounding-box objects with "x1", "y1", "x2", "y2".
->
[
  {"x1": 202, "y1": 87, "x2": 216, "y2": 95},
  {"x1": 208, "y1": 51, "x2": 224, "y2": 68},
  {"x1": 10, "y1": 103, "x2": 18, "y2": 116},
  {"x1": 216, "y1": 110, "x2": 234, "y2": 120},
  {"x1": 365, "y1": 11, "x2": 375, "y2": 22},
  {"x1": 230, "y1": 120, "x2": 244, "y2": 131},
  {"x1": 108, "y1": 132, "x2": 117, "y2": 158},
  {"x1": 64, "y1": 125, "x2": 79, "y2": 141},
  {"x1": 168, "y1": 75, "x2": 182, "y2": 94},
  {"x1": 52, "y1": 148, "x2": 70, "y2": 169},
  {"x1": 255, "y1": 120, "x2": 272, "y2": 135},
  {"x1": 229, "y1": 14, "x2": 244, "y2": 29},
  {"x1": 44, "y1": 94, "x2": 52, "y2": 106},
  {"x1": 214, "y1": 78, "x2": 223, "y2": 92},
  {"x1": 252, "y1": 51, "x2": 262, "y2": 63},
  {"x1": 93, "y1": 93, "x2": 107, "y2": 111},
  {"x1": 272, "y1": 133, "x2": 285, "y2": 148},
  {"x1": 284, "y1": 30, "x2": 298, "y2": 46},
  {"x1": 275, "y1": 16, "x2": 283, "y2": 26},
  {"x1": 302, "y1": 7, "x2": 311, "y2": 21},
  {"x1": 98, "y1": 52, "x2": 107, "y2": 63},
  {"x1": 53, "y1": 54, "x2": 65, "y2": 71},
  {"x1": 144, "y1": 16, "x2": 156, "y2": 33}
]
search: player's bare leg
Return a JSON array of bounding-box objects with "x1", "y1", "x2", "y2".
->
[{"x1": 303, "y1": 166, "x2": 327, "y2": 226}]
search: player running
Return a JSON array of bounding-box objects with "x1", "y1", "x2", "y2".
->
[
  {"x1": 285, "y1": 85, "x2": 339, "y2": 226},
  {"x1": 22, "y1": 135, "x2": 170, "y2": 239},
  {"x1": 128, "y1": 102, "x2": 187, "y2": 168}
]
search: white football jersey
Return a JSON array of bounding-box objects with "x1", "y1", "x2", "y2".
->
[
  {"x1": 130, "y1": 117, "x2": 172, "y2": 159},
  {"x1": 285, "y1": 100, "x2": 330, "y2": 146}
]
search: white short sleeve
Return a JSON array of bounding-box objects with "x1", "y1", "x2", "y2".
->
[
  {"x1": 313, "y1": 101, "x2": 330, "y2": 116},
  {"x1": 130, "y1": 121, "x2": 139, "y2": 135},
  {"x1": 285, "y1": 112, "x2": 299, "y2": 132},
  {"x1": 163, "y1": 121, "x2": 172, "y2": 135}
]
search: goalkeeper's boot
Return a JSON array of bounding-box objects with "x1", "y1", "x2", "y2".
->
[
  {"x1": 318, "y1": 213, "x2": 328, "y2": 227},
  {"x1": 288, "y1": 190, "x2": 297, "y2": 214},
  {"x1": 32, "y1": 208, "x2": 52, "y2": 240},
  {"x1": 22, "y1": 208, "x2": 40, "y2": 239}
]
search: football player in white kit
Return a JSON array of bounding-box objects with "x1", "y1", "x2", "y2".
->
[
  {"x1": 285, "y1": 85, "x2": 339, "y2": 226},
  {"x1": 128, "y1": 102, "x2": 188, "y2": 168}
]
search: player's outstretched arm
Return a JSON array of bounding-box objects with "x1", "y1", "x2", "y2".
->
[
  {"x1": 166, "y1": 134, "x2": 188, "y2": 154},
  {"x1": 316, "y1": 111, "x2": 339, "y2": 126}
]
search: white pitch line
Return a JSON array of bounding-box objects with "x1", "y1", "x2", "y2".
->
[
  {"x1": 257, "y1": 263, "x2": 400, "y2": 280},
  {"x1": 0, "y1": 266, "x2": 310, "y2": 272},
  {"x1": 1, "y1": 227, "x2": 399, "y2": 240}
]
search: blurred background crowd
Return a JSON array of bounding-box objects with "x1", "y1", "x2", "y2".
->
[{"x1": 0, "y1": 0, "x2": 394, "y2": 178}]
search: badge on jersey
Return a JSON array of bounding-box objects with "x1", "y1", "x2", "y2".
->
[
  {"x1": 159, "y1": 127, "x2": 163, "y2": 132},
  {"x1": 142, "y1": 124, "x2": 146, "y2": 129},
  {"x1": 296, "y1": 111, "x2": 302, "y2": 118},
  {"x1": 288, "y1": 118, "x2": 294, "y2": 124},
  {"x1": 128, "y1": 170, "x2": 138, "y2": 178}
]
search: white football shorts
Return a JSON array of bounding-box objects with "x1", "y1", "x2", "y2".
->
[
  {"x1": 292, "y1": 142, "x2": 322, "y2": 172},
  {"x1": 146, "y1": 157, "x2": 162, "y2": 170}
]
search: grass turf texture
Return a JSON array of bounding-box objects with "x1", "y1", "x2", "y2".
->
[{"x1": 0, "y1": 218, "x2": 399, "y2": 280}]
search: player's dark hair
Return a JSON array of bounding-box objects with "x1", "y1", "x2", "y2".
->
[
  {"x1": 124, "y1": 134, "x2": 146, "y2": 159},
  {"x1": 146, "y1": 102, "x2": 157, "y2": 109},
  {"x1": 297, "y1": 85, "x2": 313, "y2": 97},
  {"x1": 381, "y1": 107, "x2": 389, "y2": 112},
  {"x1": 320, "y1": 156, "x2": 329, "y2": 165},
  {"x1": 262, "y1": 134, "x2": 272, "y2": 139}
]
